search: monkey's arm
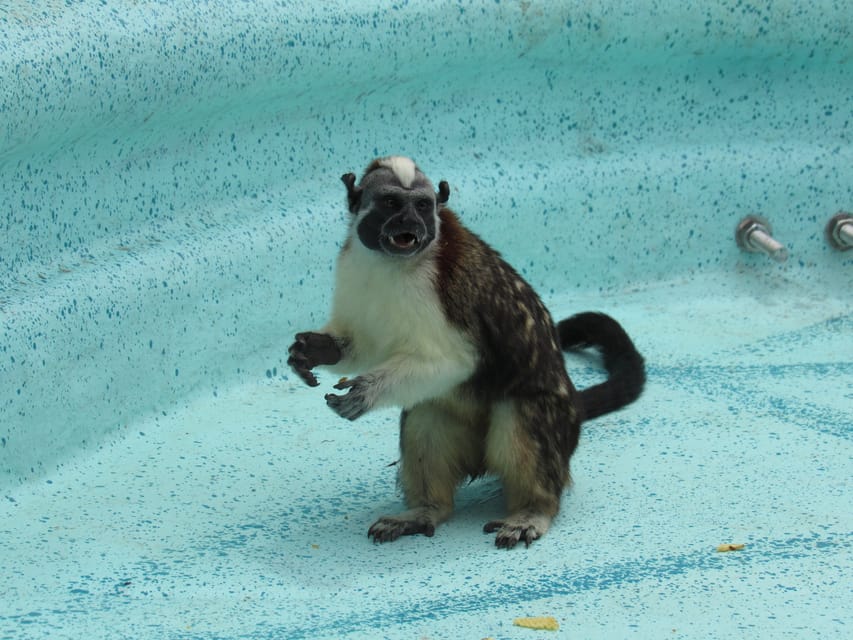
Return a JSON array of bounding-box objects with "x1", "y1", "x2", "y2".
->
[
  {"x1": 287, "y1": 331, "x2": 349, "y2": 387},
  {"x1": 324, "y1": 349, "x2": 475, "y2": 421}
]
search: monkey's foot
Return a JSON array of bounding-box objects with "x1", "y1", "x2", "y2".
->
[
  {"x1": 368, "y1": 511, "x2": 438, "y2": 543},
  {"x1": 483, "y1": 513, "x2": 551, "y2": 549}
]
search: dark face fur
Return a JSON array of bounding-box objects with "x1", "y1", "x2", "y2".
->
[{"x1": 341, "y1": 158, "x2": 450, "y2": 258}]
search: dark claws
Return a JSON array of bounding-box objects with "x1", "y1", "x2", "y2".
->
[
  {"x1": 301, "y1": 370, "x2": 320, "y2": 387},
  {"x1": 368, "y1": 518, "x2": 435, "y2": 543},
  {"x1": 483, "y1": 520, "x2": 540, "y2": 549}
]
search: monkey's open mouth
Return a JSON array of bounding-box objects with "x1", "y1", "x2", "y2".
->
[
  {"x1": 389, "y1": 232, "x2": 419, "y2": 250},
  {"x1": 379, "y1": 224, "x2": 426, "y2": 256}
]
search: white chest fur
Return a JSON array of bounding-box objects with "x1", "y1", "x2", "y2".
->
[{"x1": 324, "y1": 242, "x2": 477, "y2": 408}]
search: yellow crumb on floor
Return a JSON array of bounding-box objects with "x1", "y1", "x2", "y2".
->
[
  {"x1": 716, "y1": 543, "x2": 746, "y2": 552},
  {"x1": 513, "y1": 616, "x2": 560, "y2": 631}
]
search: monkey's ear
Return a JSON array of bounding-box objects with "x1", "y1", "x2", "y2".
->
[
  {"x1": 341, "y1": 172, "x2": 361, "y2": 213},
  {"x1": 437, "y1": 180, "x2": 450, "y2": 206}
]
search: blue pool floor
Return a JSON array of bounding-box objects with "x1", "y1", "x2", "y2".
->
[{"x1": 2, "y1": 271, "x2": 851, "y2": 639}]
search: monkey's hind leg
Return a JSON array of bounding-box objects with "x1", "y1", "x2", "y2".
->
[
  {"x1": 483, "y1": 398, "x2": 573, "y2": 549},
  {"x1": 368, "y1": 399, "x2": 480, "y2": 543}
]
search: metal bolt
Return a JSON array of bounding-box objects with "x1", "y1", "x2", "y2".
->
[
  {"x1": 825, "y1": 212, "x2": 853, "y2": 251},
  {"x1": 735, "y1": 215, "x2": 788, "y2": 262}
]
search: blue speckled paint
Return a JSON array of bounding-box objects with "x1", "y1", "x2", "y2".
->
[{"x1": 1, "y1": 1, "x2": 851, "y2": 639}]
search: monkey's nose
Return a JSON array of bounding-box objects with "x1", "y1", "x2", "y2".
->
[{"x1": 399, "y1": 208, "x2": 421, "y2": 225}]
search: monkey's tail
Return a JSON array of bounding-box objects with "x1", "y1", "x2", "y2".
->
[{"x1": 557, "y1": 311, "x2": 646, "y2": 421}]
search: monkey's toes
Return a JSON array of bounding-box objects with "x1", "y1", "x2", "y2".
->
[
  {"x1": 367, "y1": 521, "x2": 404, "y2": 544},
  {"x1": 368, "y1": 517, "x2": 435, "y2": 543},
  {"x1": 484, "y1": 520, "x2": 541, "y2": 549},
  {"x1": 483, "y1": 520, "x2": 503, "y2": 534}
]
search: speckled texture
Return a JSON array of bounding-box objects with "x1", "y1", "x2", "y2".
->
[{"x1": 1, "y1": 1, "x2": 851, "y2": 638}]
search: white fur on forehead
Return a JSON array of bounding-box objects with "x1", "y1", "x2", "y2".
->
[{"x1": 377, "y1": 156, "x2": 418, "y2": 188}]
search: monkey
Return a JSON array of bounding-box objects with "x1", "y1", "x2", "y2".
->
[{"x1": 288, "y1": 156, "x2": 645, "y2": 549}]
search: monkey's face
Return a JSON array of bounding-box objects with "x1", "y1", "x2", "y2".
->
[
  {"x1": 357, "y1": 185, "x2": 437, "y2": 257},
  {"x1": 342, "y1": 157, "x2": 449, "y2": 259}
]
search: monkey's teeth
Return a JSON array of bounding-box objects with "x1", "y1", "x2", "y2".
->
[{"x1": 391, "y1": 233, "x2": 418, "y2": 249}]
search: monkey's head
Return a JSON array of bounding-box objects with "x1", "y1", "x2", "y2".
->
[{"x1": 341, "y1": 156, "x2": 450, "y2": 258}]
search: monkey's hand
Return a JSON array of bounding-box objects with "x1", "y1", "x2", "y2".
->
[
  {"x1": 324, "y1": 375, "x2": 376, "y2": 421},
  {"x1": 287, "y1": 332, "x2": 343, "y2": 387}
]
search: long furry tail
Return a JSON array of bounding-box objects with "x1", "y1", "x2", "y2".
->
[{"x1": 557, "y1": 312, "x2": 646, "y2": 421}]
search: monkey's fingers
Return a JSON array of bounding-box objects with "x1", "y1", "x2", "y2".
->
[
  {"x1": 332, "y1": 377, "x2": 357, "y2": 391},
  {"x1": 291, "y1": 331, "x2": 342, "y2": 367},
  {"x1": 287, "y1": 353, "x2": 320, "y2": 387},
  {"x1": 295, "y1": 367, "x2": 320, "y2": 387},
  {"x1": 324, "y1": 390, "x2": 368, "y2": 421}
]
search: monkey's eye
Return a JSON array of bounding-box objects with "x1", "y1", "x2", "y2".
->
[
  {"x1": 415, "y1": 198, "x2": 432, "y2": 212},
  {"x1": 382, "y1": 196, "x2": 401, "y2": 210}
]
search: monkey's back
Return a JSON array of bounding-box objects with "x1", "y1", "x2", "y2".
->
[{"x1": 433, "y1": 209, "x2": 578, "y2": 404}]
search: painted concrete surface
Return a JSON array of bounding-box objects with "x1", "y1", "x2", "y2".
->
[
  {"x1": 1, "y1": 1, "x2": 851, "y2": 638},
  {"x1": 2, "y1": 277, "x2": 851, "y2": 639}
]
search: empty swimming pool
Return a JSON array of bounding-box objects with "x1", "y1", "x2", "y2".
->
[{"x1": 1, "y1": 1, "x2": 851, "y2": 638}]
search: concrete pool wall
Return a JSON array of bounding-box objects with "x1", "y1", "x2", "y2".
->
[{"x1": 3, "y1": 0, "x2": 850, "y2": 487}]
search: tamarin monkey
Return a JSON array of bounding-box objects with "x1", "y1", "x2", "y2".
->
[{"x1": 288, "y1": 156, "x2": 645, "y2": 548}]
